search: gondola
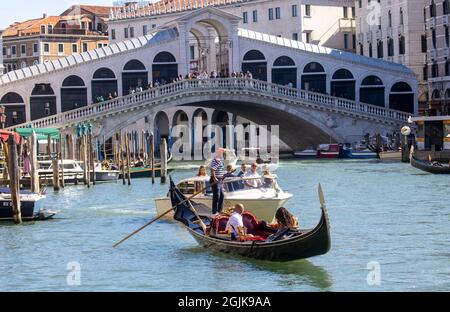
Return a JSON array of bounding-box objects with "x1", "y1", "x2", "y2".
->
[
  {"x1": 410, "y1": 154, "x2": 450, "y2": 174},
  {"x1": 170, "y1": 180, "x2": 331, "y2": 262}
]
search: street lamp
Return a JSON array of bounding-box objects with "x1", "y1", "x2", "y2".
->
[{"x1": 0, "y1": 106, "x2": 7, "y2": 129}]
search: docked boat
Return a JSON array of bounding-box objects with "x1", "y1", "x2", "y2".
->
[
  {"x1": 155, "y1": 176, "x2": 293, "y2": 222},
  {"x1": 38, "y1": 160, "x2": 84, "y2": 184},
  {"x1": 293, "y1": 149, "x2": 317, "y2": 159},
  {"x1": 410, "y1": 154, "x2": 450, "y2": 174},
  {"x1": 0, "y1": 188, "x2": 57, "y2": 221},
  {"x1": 316, "y1": 144, "x2": 340, "y2": 159},
  {"x1": 340, "y1": 144, "x2": 379, "y2": 159},
  {"x1": 379, "y1": 150, "x2": 402, "y2": 162},
  {"x1": 169, "y1": 181, "x2": 331, "y2": 262},
  {"x1": 92, "y1": 163, "x2": 120, "y2": 182}
]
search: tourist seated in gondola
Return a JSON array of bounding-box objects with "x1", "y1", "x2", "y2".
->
[
  {"x1": 225, "y1": 204, "x2": 258, "y2": 242},
  {"x1": 263, "y1": 207, "x2": 300, "y2": 242},
  {"x1": 244, "y1": 163, "x2": 262, "y2": 188}
]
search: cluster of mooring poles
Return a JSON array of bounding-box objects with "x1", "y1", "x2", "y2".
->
[{"x1": 0, "y1": 124, "x2": 170, "y2": 224}]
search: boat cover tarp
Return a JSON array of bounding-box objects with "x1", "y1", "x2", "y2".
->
[
  {"x1": 0, "y1": 130, "x2": 21, "y2": 144},
  {"x1": 15, "y1": 128, "x2": 60, "y2": 140}
]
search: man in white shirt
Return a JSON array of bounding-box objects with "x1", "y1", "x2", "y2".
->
[
  {"x1": 226, "y1": 204, "x2": 245, "y2": 241},
  {"x1": 244, "y1": 163, "x2": 262, "y2": 188}
]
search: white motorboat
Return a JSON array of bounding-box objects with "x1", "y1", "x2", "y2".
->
[
  {"x1": 38, "y1": 160, "x2": 120, "y2": 183},
  {"x1": 0, "y1": 188, "x2": 57, "y2": 221},
  {"x1": 154, "y1": 175, "x2": 293, "y2": 222},
  {"x1": 38, "y1": 160, "x2": 84, "y2": 183},
  {"x1": 294, "y1": 149, "x2": 317, "y2": 159}
]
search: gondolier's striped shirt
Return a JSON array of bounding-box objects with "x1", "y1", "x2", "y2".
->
[{"x1": 210, "y1": 158, "x2": 226, "y2": 179}]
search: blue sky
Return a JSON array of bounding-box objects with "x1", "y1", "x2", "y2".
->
[{"x1": 0, "y1": 0, "x2": 145, "y2": 29}]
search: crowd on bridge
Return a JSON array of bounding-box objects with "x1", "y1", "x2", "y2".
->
[{"x1": 93, "y1": 70, "x2": 257, "y2": 104}]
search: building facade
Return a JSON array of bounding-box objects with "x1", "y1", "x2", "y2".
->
[
  {"x1": 0, "y1": 30, "x2": 4, "y2": 74},
  {"x1": 425, "y1": 0, "x2": 450, "y2": 115},
  {"x1": 1, "y1": 5, "x2": 112, "y2": 73},
  {"x1": 356, "y1": 0, "x2": 428, "y2": 110},
  {"x1": 0, "y1": 6, "x2": 417, "y2": 130},
  {"x1": 107, "y1": 0, "x2": 356, "y2": 52}
]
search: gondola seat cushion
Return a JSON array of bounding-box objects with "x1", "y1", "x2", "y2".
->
[
  {"x1": 213, "y1": 216, "x2": 230, "y2": 234},
  {"x1": 242, "y1": 212, "x2": 271, "y2": 239}
]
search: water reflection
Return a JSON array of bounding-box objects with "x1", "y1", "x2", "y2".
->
[{"x1": 181, "y1": 246, "x2": 332, "y2": 290}]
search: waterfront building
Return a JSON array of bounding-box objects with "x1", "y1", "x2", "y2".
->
[
  {"x1": 0, "y1": 6, "x2": 417, "y2": 151},
  {"x1": 0, "y1": 30, "x2": 4, "y2": 74},
  {"x1": 356, "y1": 0, "x2": 428, "y2": 110},
  {"x1": 411, "y1": 115, "x2": 450, "y2": 151},
  {"x1": 107, "y1": 0, "x2": 357, "y2": 52},
  {"x1": 424, "y1": 0, "x2": 450, "y2": 115},
  {"x1": 1, "y1": 5, "x2": 112, "y2": 73}
]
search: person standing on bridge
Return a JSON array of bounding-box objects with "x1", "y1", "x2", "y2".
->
[{"x1": 210, "y1": 148, "x2": 226, "y2": 216}]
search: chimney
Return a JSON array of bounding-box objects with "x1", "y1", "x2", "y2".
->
[{"x1": 43, "y1": 13, "x2": 47, "y2": 18}]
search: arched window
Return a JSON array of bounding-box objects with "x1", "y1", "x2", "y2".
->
[
  {"x1": 273, "y1": 56, "x2": 295, "y2": 67},
  {"x1": 62, "y1": 75, "x2": 85, "y2": 87},
  {"x1": 272, "y1": 56, "x2": 297, "y2": 87},
  {"x1": 61, "y1": 75, "x2": 87, "y2": 112},
  {"x1": 123, "y1": 60, "x2": 148, "y2": 95},
  {"x1": 303, "y1": 62, "x2": 325, "y2": 73},
  {"x1": 153, "y1": 52, "x2": 177, "y2": 63},
  {"x1": 92, "y1": 68, "x2": 118, "y2": 101},
  {"x1": 332, "y1": 69, "x2": 354, "y2": 80},
  {"x1": 30, "y1": 84, "x2": 56, "y2": 120},
  {"x1": 0, "y1": 92, "x2": 25, "y2": 127},
  {"x1": 331, "y1": 69, "x2": 355, "y2": 100},
  {"x1": 389, "y1": 82, "x2": 414, "y2": 113},
  {"x1": 243, "y1": 50, "x2": 266, "y2": 61},
  {"x1": 302, "y1": 62, "x2": 326, "y2": 94},
  {"x1": 31, "y1": 84, "x2": 55, "y2": 96},
  {"x1": 242, "y1": 50, "x2": 267, "y2": 81},
  {"x1": 1, "y1": 92, "x2": 24, "y2": 104},
  {"x1": 93, "y1": 68, "x2": 116, "y2": 79},
  {"x1": 360, "y1": 76, "x2": 385, "y2": 107},
  {"x1": 432, "y1": 89, "x2": 441, "y2": 99},
  {"x1": 123, "y1": 59, "x2": 146, "y2": 71},
  {"x1": 152, "y1": 52, "x2": 178, "y2": 84},
  {"x1": 362, "y1": 75, "x2": 384, "y2": 86}
]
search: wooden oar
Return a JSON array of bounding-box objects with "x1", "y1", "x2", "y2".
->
[
  {"x1": 112, "y1": 176, "x2": 272, "y2": 248},
  {"x1": 112, "y1": 182, "x2": 216, "y2": 248}
]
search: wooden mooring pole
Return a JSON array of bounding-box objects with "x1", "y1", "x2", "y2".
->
[
  {"x1": 30, "y1": 131, "x2": 40, "y2": 194},
  {"x1": 126, "y1": 133, "x2": 132, "y2": 186},
  {"x1": 120, "y1": 133, "x2": 126, "y2": 186},
  {"x1": 160, "y1": 138, "x2": 168, "y2": 184},
  {"x1": 7, "y1": 135, "x2": 21, "y2": 224},
  {"x1": 59, "y1": 134, "x2": 65, "y2": 188},
  {"x1": 150, "y1": 133, "x2": 155, "y2": 185}
]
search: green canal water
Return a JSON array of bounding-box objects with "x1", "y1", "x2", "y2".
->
[{"x1": 0, "y1": 160, "x2": 449, "y2": 292}]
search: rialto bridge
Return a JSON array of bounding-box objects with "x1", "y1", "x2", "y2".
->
[{"x1": 0, "y1": 7, "x2": 417, "y2": 150}]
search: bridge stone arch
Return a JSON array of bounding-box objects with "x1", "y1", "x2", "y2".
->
[
  {"x1": 97, "y1": 92, "x2": 347, "y2": 151},
  {"x1": 174, "y1": 7, "x2": 241, "y2": 75}
]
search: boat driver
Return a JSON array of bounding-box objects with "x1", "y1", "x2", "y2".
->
[{"x1": 244, "y1": 163, "x2": 262, "y2": 188}]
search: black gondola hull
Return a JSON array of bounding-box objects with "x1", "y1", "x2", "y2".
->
[
  {"x1": 185, "y1": 207, "x2": 330, "y2": 262},
  {"x1": 411, "y1": 156, "x2": 450, "y2": 174}
]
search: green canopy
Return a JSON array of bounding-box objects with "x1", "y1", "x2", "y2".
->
[{"x1": 15, "y1": 128, "x2": 60, "y2": 140}]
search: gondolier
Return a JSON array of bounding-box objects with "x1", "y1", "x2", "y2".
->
[{"x1": 210, "y1": 148, "x2": 226, "y2": 215}]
